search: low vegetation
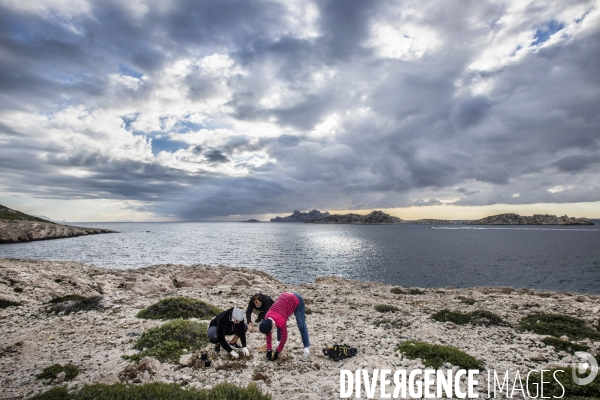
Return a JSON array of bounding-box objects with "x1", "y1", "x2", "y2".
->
[
  {"x1": 35, "y1": 364, "x2": 79, "y2": 381},
  {"x1": 390, "y1": 287, "x2": 404, "y2": 295},
  {"x1": 46, "y1": 295, "x2": 103, "y2": 315},
  {"x1": 456, "y1": 296, "x2": 476, "y2": 305},
  {"x1": 0, "y1": 204, "x2": 53, "y2": 223},
  {"x1": 136, "y1": 297, "x2": 222, "y2": 320},
  {"x1": 396, "y1": 341, "x2": 482, "y2": 370},
  {"x1": 542, "y1": 337, "x2": 590, "y2": 354},
  {"x1": 129, "y1": 319, "x2": 208, "y2": 362},
  {"x1": 30, "y1": 382, "x2": 271, "y2": 400},
  {"x1": 375, "y1": 304, "x2": 400, "y2": 313},
  {"x1": 527, "y1": 368, "x2": 599, "y2": 398},
  {"x1": 0, "y1": 298, "x2": 21, "y2": 309},
  {"x1": 431, "y1": 309, "x2": 507, "y2": 326},
  {"x1": 517, "y1": 313, "x2": 600, "y2": 340}
]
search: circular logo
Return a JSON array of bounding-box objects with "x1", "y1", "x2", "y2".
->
[{"x1": 572, "y1": 351, "x2": 598, "y2": 386}]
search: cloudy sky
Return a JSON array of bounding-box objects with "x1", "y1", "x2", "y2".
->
[{"x1": 1, "y1": 0, "x2": 599, "y2": 221}]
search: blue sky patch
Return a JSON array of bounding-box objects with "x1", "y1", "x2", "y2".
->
[
  {"x1": 532, "y1": 20, "x2": 565, "y2": 46},
  {"x1": 151, "y1": 136, "x2": 188, "y2": 155},
  {"x1": 118, "y1": 63, "x2": 143, "y2": 79}
]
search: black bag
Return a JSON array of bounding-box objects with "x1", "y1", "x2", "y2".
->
[{"x1": 322, "y1": 344, "x2": 358, "y2": 362}]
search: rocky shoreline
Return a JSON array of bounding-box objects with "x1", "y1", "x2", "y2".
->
[
  {"x1": 0, "y1": 220, "x2": 116, "y2": 244},
  {"x1": 1, "y1": 258, "x2": 599, "y2": 399}
]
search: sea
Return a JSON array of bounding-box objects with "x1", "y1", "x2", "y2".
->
[{"x1": 1, "y1": 222, "x2": 599, "y2": 294}]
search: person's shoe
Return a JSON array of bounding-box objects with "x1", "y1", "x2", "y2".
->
[{"x1": 214, "y1": 344, "x2": 221, "y2": 353}]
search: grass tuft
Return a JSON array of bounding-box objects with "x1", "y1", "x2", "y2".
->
[
  {"x1": 390, "y1": 287, "x2": 404, "y2": 295},
  {"x1": 431, "y1": 309, "x2": 507, "y2": 326},
  {"x1": 0, "y1": 298, "x2": 21, "y2": 309},
  {"x1": 30, "y1": 382, "x2": 271, "y2": 400},
  {"x1": 517, "y1": 313, "x2": 600, "y2": 340},
  {"x1": 47, "y1": 295, "x2": 102, "y2": 315},
  {"x1": 136, "y1": 297, "x2": 222, "y2": 320},
  {"x1": 542, "y1": 337, "x2": 590, "y2": 354},
  {"x1": 457, "y1": 296, "x2": 476, "y2": 305},
  {"x1": 129, "y1": 319, "x2": 208, "y2": 362},
  {"x1": 35, "y1": 364, "x2": 79, "y2": 381},
  {"x1": 527, "y1": 368, "x2": 599, "y2": 398},
  {"x1": 397, "y1": 341, "x2": 482, "y2": 370},
  {"x1": 375, "y1": 304, "x2": 399, "y2": 313}
]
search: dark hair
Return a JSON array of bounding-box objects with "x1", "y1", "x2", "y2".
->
[{"x1": 252, "y1": 294, "x2": 263, "y2": 303}]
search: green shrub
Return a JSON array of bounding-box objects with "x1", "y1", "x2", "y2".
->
[
  {"x1": 390, "y1": 287, "x2": 404, "y2": 295},
  {"x1": 35, "y1": 364, "x2": 79, "y2": 381},
  {"x1": 457, "y1": 296, "x2": 476, "y2": 305},
  {"x1": 431, "y1": 309, "x2": 507, "y2": 326},
  {"x1": 527, "y1": 368, "x2": 599, "y2": 398},
  {"x1": 375, "y1": 304, "x2": 400, "y2": 313},
  {"x1": 542, "y1": 337, "x2": 590, "y2": 354},
  {"x1": 47, "y1": 295, "x2": 102, "y2": 315},
  {"x1": 397, "y1": 341, "x2": 482, "y2": 370},
  {"x1": 517, "y1": 313, "x2": 600, "y2": 340},
  {"x1": 29, "y1": 382, "x2": 271, "y2": 400},
  {"x1": 130, "y1": 319, "x2": 208, "y2": 362},
  {"x1": 136, "y1": 297, "x2": 222, "y2": 320},
  {"x1": 409, "y1": 289, "x2": 425, "y2": 295},
  {"x1": 0, "y1": 298, "x2": 21, "y2": 309}
]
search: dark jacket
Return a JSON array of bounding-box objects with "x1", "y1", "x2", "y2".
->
[
  {"x1": 209, "y1": 308, "x2": 247, "y2": 353},
  {"x1": 245, "y1": 294, "x2": 274, "y2": 324}
]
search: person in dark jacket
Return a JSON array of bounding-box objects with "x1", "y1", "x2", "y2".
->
[
  {"x1": 246, "y1": 293, "x2": 274, "y2": 333},
  {"x1": 208, "y1": 307, "x2": 249, "y2": 358}
]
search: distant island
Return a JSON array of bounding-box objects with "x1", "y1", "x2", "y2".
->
[
  {"x1": 0, "y1": 204, "x2": 116, "y2": 243},
  {"x1": 465, "y1": 213, "x2": 594, "y2": 225},
  {"x1": 272, "y1": 210, "x2": 457, "y2": 225},
  {"x1": 241, "y1": 219, "x2": 261, "y2": 223},
  {"x1": 270, "y1": 209, "x2": 330, "y2": 222}
]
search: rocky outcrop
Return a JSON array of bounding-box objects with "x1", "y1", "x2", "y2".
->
[
  {"x1": 306, "y1": 210, "x2": 403, "y2": 224},
  {"x1": 0, "y1": 220, "x2": 116, "y2": 244},
  {"x1": 270, "y1": 209, "x2": 330, "y2": 222},
  {"x1": 1, "y1": 258, "x2": 599, "y2": 399},
  {"x1": 466, "y1": 213, "x2": 594, "y2": 225}
]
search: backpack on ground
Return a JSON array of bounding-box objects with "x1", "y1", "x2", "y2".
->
[{"x1": 322, "y1": 344, "x2": 358, "y2": 361}]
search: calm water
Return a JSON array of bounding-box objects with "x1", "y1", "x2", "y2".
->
[{"x1": 1, "y1": 222, "x2": 599, "y2": 293}]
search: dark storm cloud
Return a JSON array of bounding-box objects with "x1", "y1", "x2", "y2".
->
[{"x1": 1, "y1": 0, "x2": 599, "y2": 219}]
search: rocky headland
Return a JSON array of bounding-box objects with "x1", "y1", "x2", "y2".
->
[
  {"x1": 0, "y1": 204, "x2": 116, "y2": 244},
  {"x1": 270, "y1": 210, "x2": 330, "y2": 222},
  {"x1": 2, "y1": 258, "x2": 599, "y2": 399},
  {"x1": 466, "y1": 213, "x2": 594, "y2": 225}
]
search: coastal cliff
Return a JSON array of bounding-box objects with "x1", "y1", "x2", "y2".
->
[
  {"x1": 0, "y1": 204, "x2": 115, "y2": 243},
  {"x1": 466, "y1": 213, "x2": 594, "y2": 225},
  {"x1": 270, "y1": 209, "x2": 330, "y2": 222},
  {"x1": 1, "y1": 258, "x2": 599, "y2": 399}
]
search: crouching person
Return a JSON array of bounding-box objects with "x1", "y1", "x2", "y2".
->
[
  {"x1": 259, "y1": 292, "x2": 310, "y2": 360},
  {"x1": 208, "y1": 307, "x2": 249, "y2": 359},
  {"x1": 246, "y1": 293, "x2": 274, "y2": 332}
]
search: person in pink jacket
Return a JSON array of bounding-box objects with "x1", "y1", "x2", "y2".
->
[{"x1": 258, "y1": 292, "x2": 310, "y2": 360}]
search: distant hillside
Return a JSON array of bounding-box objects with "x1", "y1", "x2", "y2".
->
[
  {"x1": 0, "y1": 204, "x2": 56, "y2": 224},
  {"x1": 466, "y1": 213, "x2": 594, "y2": 225}
]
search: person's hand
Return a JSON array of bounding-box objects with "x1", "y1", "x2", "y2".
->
[
  {"x1": 248, "y1": 324, "x2": 254, "y2": 333},
  {"x1": 266, "y1": 350, "x2": 272, "y2": 360},
  {"x1": 230, "y1": 350, "x2": 239, "y2": 359},
  {"x1": 272, "y1": 350, "x2": 279, "y2": 361},
  {"x1": 242, "y1": 347, "x2": 249, "y2": 357},
  {"x1": 302, "y1": 348, "x2": 310, "y2": 358}
]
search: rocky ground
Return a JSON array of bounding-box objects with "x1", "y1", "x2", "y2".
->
[
  {"x1": 1, "y1": 258, "x2": 599, "y2": 399},
  {"x1": 0, "y1": 220, "x2": 115, "y2": 243}
]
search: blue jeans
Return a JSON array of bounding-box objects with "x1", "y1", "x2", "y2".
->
[{"x1": 292, "y1": 292, "x2": 310, "y2": 348}]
